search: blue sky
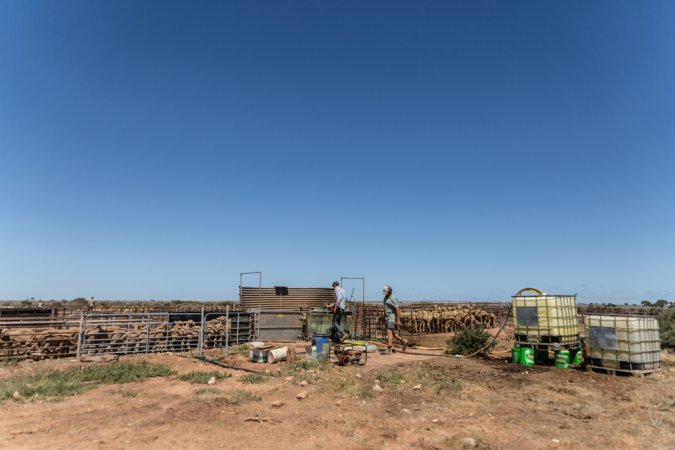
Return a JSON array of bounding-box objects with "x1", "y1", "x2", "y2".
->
[{"x1": 1, "y1": 1, "x2": 673, "y2": 303}]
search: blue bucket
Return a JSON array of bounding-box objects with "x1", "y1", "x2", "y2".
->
[{"x1": 312, "y1": 336, "x2": 330, "y2": 361}]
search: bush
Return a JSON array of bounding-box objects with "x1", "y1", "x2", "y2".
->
[
  {"x1": 446, "y1": 327, "x2": 495, "y2": 356},
  {"x1": 659, "y1": 309, "x2": 675, "y2": 349}
]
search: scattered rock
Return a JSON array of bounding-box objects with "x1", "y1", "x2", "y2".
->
[
  {"x1": 355, "y1": 373, "x2": 362, "y2": 379},
  {"x1": 271, "y1": 400, "x2": 284, "y2": 408},
  {"x1": 432, "y1": 419, "x2": 439, "y2": 424},
  {"x1": 335, "y1": 400, "x2": 343, "y2": 406},
  {"x1": 300, "y1": 380, "x2": 308, "y2": 387},
  {"x1": 372, "y1": 384, "x2": 384, "y2": 393},
  {"x1": 552, "y1": 439, "x2": 560, "y2": 444},
  {"x1": 12, "y1": 391, "x2": 20, "y2": 399},
  {"x1": 402, "y1": 408, "x2": 412, "y2": 414},
  {"x1": 412, "y1": 384, "x2": 422, "y2": 391},
  {"x1": 296, "y1": 391, "x2": 309, "y2": 400},
  {"x1": 374, "y1": 379, "x2": 380, "y2": 384},
  {"x1": 285, "y1": 376, "x2": 293, "y2": 381},
  {"x1": 461, "y1": 437, "x2": 477, "y2": 448},
  {"x1": 207, "y1": 377, "x2": 216, "y2": 386}
]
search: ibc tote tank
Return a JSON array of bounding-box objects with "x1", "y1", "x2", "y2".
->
[
  {"x1": 585, "y1": 314, "x2": 661, "y2": 372},
  {"x1": 512, "y1": 288, "x2": 579, "y2": 345}
]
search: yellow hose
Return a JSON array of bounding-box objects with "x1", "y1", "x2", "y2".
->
[{"x1": 515, "y1": 287, "x2": 543, "y2": 296}]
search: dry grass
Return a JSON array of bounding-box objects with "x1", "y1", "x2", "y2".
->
[
  {"x1": 0, "y1": 363, "x2": 174, "y2": 403},
  {"x1": 194, "y1": 388, "x2": 261, "y2": 405},
  {"x1": 177, "y1": 371, "x2": 230, "y2": 384},
  {"x1": 322, "y1": 364, "x2": 461, "y2": 400}
]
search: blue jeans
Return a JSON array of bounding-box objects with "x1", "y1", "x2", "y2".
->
[{"x1": 331, "y1": 308, "x2": 346, "y2": 342}]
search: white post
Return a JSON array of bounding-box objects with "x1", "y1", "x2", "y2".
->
[{"x1": 76, "y1": 315, "x2": 85, "y2": 359}]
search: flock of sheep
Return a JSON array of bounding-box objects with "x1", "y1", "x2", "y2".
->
[
  {"x1": 0, "y1": 316, "x2": 231, "y2": 360},
  {"x1": 397, "y1": 305, "x2": 497, "y2": 333}
]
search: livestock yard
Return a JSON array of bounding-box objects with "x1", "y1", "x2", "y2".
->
[{"x1": 1, "y1": 294, "x2": 674, "y2": 450}]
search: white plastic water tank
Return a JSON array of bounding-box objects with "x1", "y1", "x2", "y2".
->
[
  {"x1": 512, "y1": 294, "x2": 579, "y2": 345},
  {"x1": 585, "y1": 314, "x2": 661, "y2": 371}
]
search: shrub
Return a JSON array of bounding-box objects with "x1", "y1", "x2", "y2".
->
[
  {"x1": 446, "y1": 327, "x2": 495, "y2": 356},
  {"x1": 658, "y1": 309, "x2": 675, "y2": 349}
]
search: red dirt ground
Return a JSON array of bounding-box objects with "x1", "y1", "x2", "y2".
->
[{"x1": 1, "y1": 339, "x2": 673, "y2": 450}]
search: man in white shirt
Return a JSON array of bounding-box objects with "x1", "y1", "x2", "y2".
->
[{"x1": 328, "y1": 281, "x2": 348, "y2": 343}]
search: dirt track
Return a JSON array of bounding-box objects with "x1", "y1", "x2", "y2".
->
[{"x1": 0, "y1": 342, "x2": 673, "y2": 450}]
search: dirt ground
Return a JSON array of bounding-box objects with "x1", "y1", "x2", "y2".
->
[{"x1": 1, "y1": 336, "x2": 673, "y2": 450}]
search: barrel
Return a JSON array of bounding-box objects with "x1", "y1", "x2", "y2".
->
[
  {"x1": 266, "y1": 346, "x2": 288, "y2": 363},
  {"x1": 511, "y1": 348, "x2": 521, "y2": 364},
  {"x1": 519, "y1": 348, "x2": 535, "y2": 366},
  {"x1": 554, "y1": 350, "x2": 570, "y2": 369},
  {"x1": 312, "y1": 336, "x2": 330, "y2": 361}
]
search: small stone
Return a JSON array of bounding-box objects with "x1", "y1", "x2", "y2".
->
[
  {"x1": 335, "y1": 400, "x2": 343, "y2": 406},
  {"x1": 13, "y1": 391, "x2": 20, "y2": 399},
  {"x1": 461, "y1": 437, "x2": 477, "y2": 448},
  {"x1": 296, "y1": 391, "x2": 309, "y2": 400},
  {"x1": 412, "y1": 384, "x2": 422, "y2": 391},
  {"x1": 285, "y1": 376, "x2": 293, "y2": 381},
  {"x1": 374, "y1": 379, "x2": 380, "y2": 384},
  {"x1": 271, "y1": 400, "x2": 284, "y2": 408},
  {"x1": 207, "y1": 377, "x2": 216, "y2": 386},
  {"x1": 372, "y1": 384, "x2": 384, "y2": 393},
  {"x1": 300, "y1": 380, "x2": 308, "y2": 387},
  {"x1": 355, "y1": 373, "x2": 362, "y2": 379},
  {"x1": 402, "y1": 408, "x2": 412, "y2": 414},
  {"x1": 552, "y1": 439, "x2": 560, "y2": 444},
  {"x1": 432, "y1": 419, "x2": 439, "y2": 424}
]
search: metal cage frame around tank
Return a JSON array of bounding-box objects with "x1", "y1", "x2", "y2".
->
[
  {"x1": 584, "y1": 313, "x2": 661, "y2": 374},
  {"x1": 512, "y1": 293, "x2": 581, "y2": 350}
]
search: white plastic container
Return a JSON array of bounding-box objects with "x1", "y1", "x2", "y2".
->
[
  {"x1": 512, "y1": 294, "x2": 579, "y2": 345},
  {"x1": 585, "y1": 314, "x2": 661, "y2": 372},
  {"x1": 266, "y1": 346, "x2": 288, "y2": 363}
]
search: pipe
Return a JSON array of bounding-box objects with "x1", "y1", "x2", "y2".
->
[{"x1": 194, "y1": 355, "x2": 265, "y2": 374}]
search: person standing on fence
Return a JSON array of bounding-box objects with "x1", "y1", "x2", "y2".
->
[
  {"x1": 328, "y1": 281, "x2": 348, "y2": 343},
  {"x1": 382, "y1": 285, "x2": 407, "y2": 354}
]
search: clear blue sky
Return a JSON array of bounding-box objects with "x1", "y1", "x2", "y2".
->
[{"x1": 1, "y1": 1, "x2": 673, "y2": 303}]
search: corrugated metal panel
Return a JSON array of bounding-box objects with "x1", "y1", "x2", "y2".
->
[{"x1": 240, "y1": 287, "x2": 334, "y2": 310}]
